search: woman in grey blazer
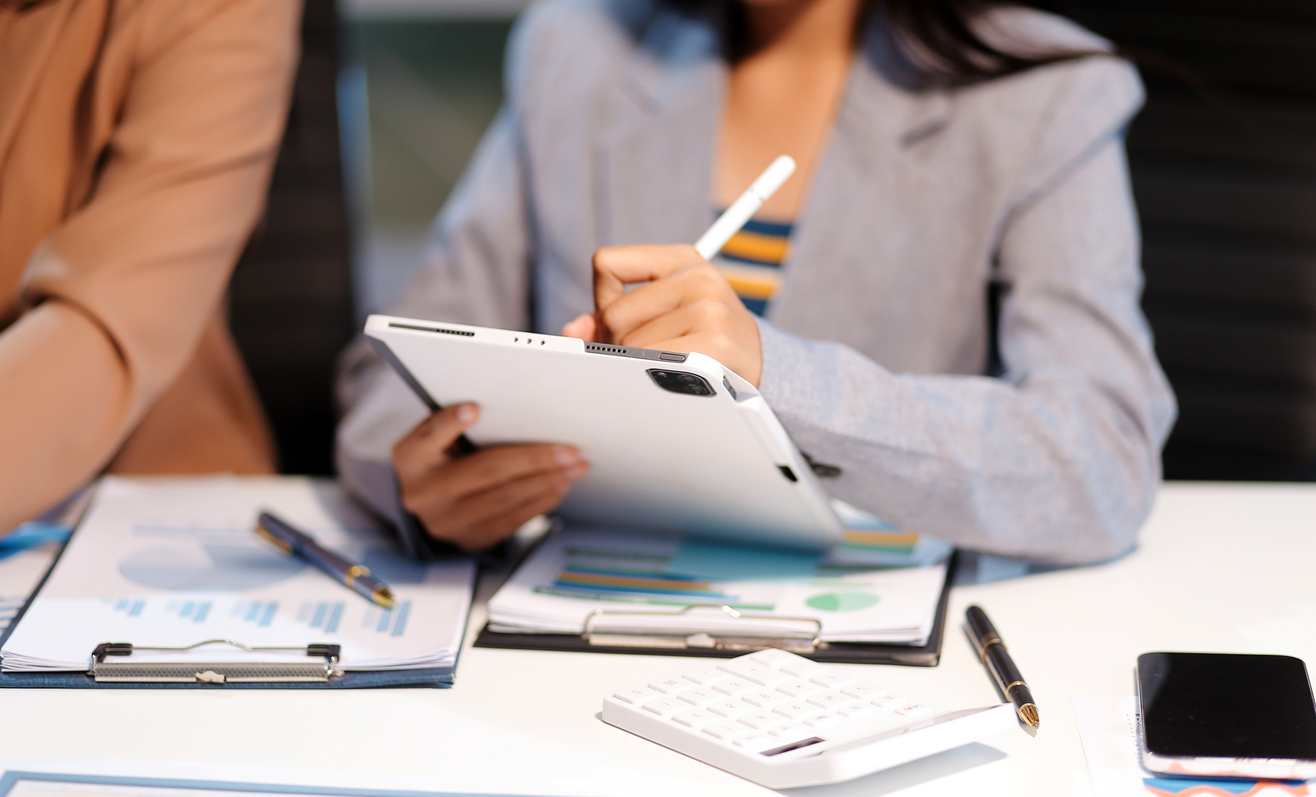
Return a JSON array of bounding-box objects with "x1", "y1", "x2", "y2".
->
[{"x1": 337, "y1": 0, "x2": 1176, "y2": 565}]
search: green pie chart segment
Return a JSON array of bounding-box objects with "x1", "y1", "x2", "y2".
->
[{"x1": 805, "y1": 592, "x2": 880, "y2": 612}]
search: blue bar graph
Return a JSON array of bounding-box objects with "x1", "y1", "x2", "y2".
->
[
  {"x1": 165, "y1": 600, "x2": 211, "y2": 623},
  {"x1": 390, "y1": 601, "x2": 411, "y2": 637},
  {"x1": 369, "y1": 601, "x2": 412, "y2": 637},
  {"x1": 230, "y1": 601, "x2": 276, "y2": 626},
  {"x1": 108, "y1": 598, "x2": 146, "y2": 618},
  {"x1": 302, "y1": 601, "x2": 344, "y2": 634},
  {"x1": 324, "y1": 603, "x2": 343, "y2": 634}
]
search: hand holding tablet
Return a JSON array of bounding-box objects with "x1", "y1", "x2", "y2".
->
[
  {"x1": 392, "y1": 401, "x2": 590, "y2": 552},
  {"x1": 392, "y1": 157, "x2": 799, "y2": 550}
]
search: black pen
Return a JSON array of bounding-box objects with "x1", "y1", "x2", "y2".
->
[
  {"x1": 965, "y1": 605, "x2": 1039, "y2": 732},
  {"x1": 256, "y1": 511, "x2": 396, "y2": 608}
]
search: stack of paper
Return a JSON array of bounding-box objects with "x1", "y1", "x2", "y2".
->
[
  {"x1": 1, "y1": 477, "x2": 474, "y2": 676},
  {"x1": 488, "y1": 505, "x2": 951, "y2": 646}
]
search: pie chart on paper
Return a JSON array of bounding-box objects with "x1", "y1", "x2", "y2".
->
[
  {"x1": 805, "y1": 592, "x2": 880, "y2": 612},
  {"x1": 119, "y1": 543, "x2": 306, "y2": 591}
]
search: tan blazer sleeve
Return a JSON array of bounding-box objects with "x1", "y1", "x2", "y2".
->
[{"x1": 0, "y1": 0, "x2": 301, "y2": 532}]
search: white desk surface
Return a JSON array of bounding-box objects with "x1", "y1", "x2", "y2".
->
[{"x1": 2, "y1": 482, "x2": 1313, "y2": 796}]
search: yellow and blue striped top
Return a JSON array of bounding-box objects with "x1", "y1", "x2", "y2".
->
[{"x1": 709, "y1": 214, "x2": 793, "y2": 316}]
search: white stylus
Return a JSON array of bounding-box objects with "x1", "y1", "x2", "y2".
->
[{"x1": 693, "y1": 155, "x2": 797, "y2": 261}]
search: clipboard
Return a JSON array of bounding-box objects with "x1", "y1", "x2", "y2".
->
[
  {"x1": 0, "y1": 588, "x2": 456, "y2": 689},
  {"x1": 0, "y1": 478, "x2": 468, "y2": 690},
  {"x1": 473, "y1": 551, "x2": 956, "y2": 667}
]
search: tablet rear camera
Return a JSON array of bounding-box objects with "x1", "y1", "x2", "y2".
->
[{"x1": 648, "y1": 369, "x2": 715, "y2": 397}]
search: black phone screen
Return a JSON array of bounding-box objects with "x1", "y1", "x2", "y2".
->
[{"x1": 1137, "y1": 652, "x2": 1316, "y2": 760}]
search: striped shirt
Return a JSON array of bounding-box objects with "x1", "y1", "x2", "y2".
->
[{"x1": 710, "y1": 214, "x2": 793, "y2": 316}]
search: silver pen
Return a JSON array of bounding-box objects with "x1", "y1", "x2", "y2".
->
[{"x1": 255, "y1": 511, "x2": 396, "y2": 608}]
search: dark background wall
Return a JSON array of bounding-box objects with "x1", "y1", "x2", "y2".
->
[
  {"x1": 1042, "y1": 0, "x2": 1316, "y2": 480},
  {"x1": 234, "y1": 1, "x2": 1316, "y2": 480},
  {"x1": 229, "y1": 0, "x2": 357, "y2": 476}
]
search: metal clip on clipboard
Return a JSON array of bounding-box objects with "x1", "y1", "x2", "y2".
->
[
  {"x1": 89, "y1": 639, "x2": 343, "y2": 684},
  {"x1": 584, "y1": 605, "x2": 822, "y2": 654}
]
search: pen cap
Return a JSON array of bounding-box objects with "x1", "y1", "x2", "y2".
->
[{"x1": 964, "y1": 605, "x2": 999, "y2": 652}]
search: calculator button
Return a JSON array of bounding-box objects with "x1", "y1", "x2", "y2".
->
[
  {"x1": 742, "y1": 690, "x2": 788, "y2": 708},
  {"x1": 649, "y1": 677, "x2": 692, "y2": 695},
  {"x1": 768, "y1": 721, "x2": 811, "y2": 739},
  {"x1": 703, "y1": 721, "x2": 752, "y2": 741},
  {"x1": 779, "y1": 659, "x2": 826, "y2": 677},
  {"x1": 708, "y1": 700, "x2": 754, "y2": 718},
  {"x1": 809, "y1": 672, "x2": 855, "y2": 689},
  {"x1": 772, "y1": 702, "x2": 815, "y2": 720},
  {"x1": 873, "y1": 693, "x2": 905, "y2": 709},
  {"x1": 711, "y1": 678, "x2": 754, "y2": 696},
  {"x1": 803, "y1": 711, "x2": 842, "y2": 729},
  {"x1": 744, "y1": 649, "x2": 799, "y2": 668},
  {"x1": 895, "y1": 703, "x2": 932, "y2": 718},
  {"x1": 683, "y1": 670, "x2": 726, "y2": 686},
  {"x1": 678, "y1": 688, "x2": 719, "y2": 706},
  {"x1": 806, "y1": 691, "x2": 848, "y2": 709},
  {"x1": 718, "y1": 660, "x2": 792, "y2": 686},
  {"x1": 733, "y1": 732, "x2": 776, "y2": 751},
  {"x1": 838, "y1": 702, "x2": 877, "y2": 718},
  {"x1": 672, "y1": 709, "x2": 718, "y2": 728},
  {"x1": 776, "y1": 679, "x2": 823, "y2": 698},
  {"x1": 738, "y1": 711, "x2": 788, "y2": 731},
  {"x1": 841, "y1": 681, "x2": 886, "y2": 699},
  {"x1": 613, "y1": 687, "x2": 660, "y2": 705},
  {"x1": 642, "y1": 698, "x2": 684, "y2": 716}
]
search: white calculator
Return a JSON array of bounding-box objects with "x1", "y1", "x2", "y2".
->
[{"x1": 601, "y1": 649, "x2": 1015, "y2": 789}]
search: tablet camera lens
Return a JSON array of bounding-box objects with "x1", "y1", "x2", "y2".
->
[{"x1": 647, "y1": 369, "x2": 714, "y2": 397}]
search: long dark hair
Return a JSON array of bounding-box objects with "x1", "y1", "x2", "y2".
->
[
  {"x1": 882, "y1": 0, "x2": 1103, "y2": 83},
  {"x1": 668, "y1": 0, "x2": 1106, "y2": 85}
]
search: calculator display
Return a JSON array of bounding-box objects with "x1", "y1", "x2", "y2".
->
[{"x1": 1137, "y1": 652, "x2": 1316, "y2": 759}]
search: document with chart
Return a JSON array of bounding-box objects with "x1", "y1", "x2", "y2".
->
[
  {"x1": 0, "y1": 477, "x2": 474, "y2": 679},
  {"x1": 486, "y1": 507, "x2": 952, "y2": 648}
]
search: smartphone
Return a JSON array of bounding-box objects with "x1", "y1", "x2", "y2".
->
[{"x1": 1136, "y1": 652, "x2": 1316, "y2": 780}]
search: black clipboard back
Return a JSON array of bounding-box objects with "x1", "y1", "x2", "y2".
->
[{"x1": 474, "y1": 551, "x2": 956, "y2": 667}]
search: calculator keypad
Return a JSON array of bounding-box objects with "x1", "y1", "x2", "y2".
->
[
  {"x1": 610, "y1": 650, "x2": 934, "y2": 750},
  {"x1": 602, "y1": 649, "x2": 1015, "y2": 790}
]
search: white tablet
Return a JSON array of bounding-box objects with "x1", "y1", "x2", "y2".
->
[{"x1": 365, "y1": 314, "x2": 844, "y2": 550}]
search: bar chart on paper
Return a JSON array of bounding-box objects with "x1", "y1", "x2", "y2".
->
[{"x1": 0, "y1": 477, "x2": 474, "y2": 674}]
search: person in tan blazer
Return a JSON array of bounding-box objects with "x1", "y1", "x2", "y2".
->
[{"x1": 0, "y1": 0, "x2": 301, "y2": 534}]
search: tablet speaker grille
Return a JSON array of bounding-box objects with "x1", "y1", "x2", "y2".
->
[{"x1": 389, "y1": 322, "x2": 474, "y2": 337}]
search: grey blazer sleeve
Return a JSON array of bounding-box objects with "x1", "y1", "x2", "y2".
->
[
  {"x1": 757, "y1": 63, "x2": 1176, "y2": 566},
  {"x1": 335, "y1": 65, "x2": 535, "y2": 559}
]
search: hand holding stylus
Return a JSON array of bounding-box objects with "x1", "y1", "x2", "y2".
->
[
  {"x1": 562, "y1": 244, "x2": 765, "y2": 385},
  {"x1": 562, "y1": 156, "x2": 797, "y2": 387}
]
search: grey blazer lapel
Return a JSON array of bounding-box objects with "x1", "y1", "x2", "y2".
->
[
  {"x1": 774, "y1": 15, "x2": 954, "y2": 365},
  {"x1": 597, "y1": 6, "x2": 724, "y2": 249}
]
